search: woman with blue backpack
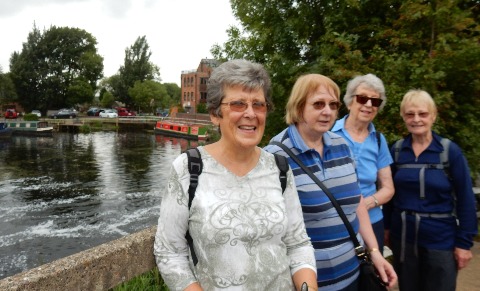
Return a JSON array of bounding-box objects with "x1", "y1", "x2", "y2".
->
[{"x1": 385, "y1": 89, "x2": 478, "y2": 291}]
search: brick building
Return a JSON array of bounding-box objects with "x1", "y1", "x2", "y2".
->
[{"x1": 180, "y1": 59, "x2": 219, "y2": 113}]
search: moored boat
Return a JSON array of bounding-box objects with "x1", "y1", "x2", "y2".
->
[
  {"x1": 7, "y1": 121, "x2": 54, "y2": 137},
  {"x1": 0, "y1": 122, "x2": 13, "y2": 138},
  {"x1": 154, "y1": 120, "x2": 208, "y2": 140}
]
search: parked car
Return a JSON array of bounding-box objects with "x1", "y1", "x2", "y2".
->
[
  {"x1": 31, "y1": 110, "x2": 42, "y2": 117},
  {"x1": 99, "y1": 109, "x2": 118, "y2": 118},
  {"x1": 87, "y1": 107, "x2": 101, "y2": 116},
  {"x1": 50, "y1": 109, "x2": 77, "y2": 119},
  {"x1": 5, "y1": 109, "x2": 18, "y2": 119},
  {"x1": 116, "y1": 107, "x2": 136, "y2": 117}
]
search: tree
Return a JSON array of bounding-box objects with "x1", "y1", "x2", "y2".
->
[
  {"x1": 112, "y1": 36, "x2": 160, "y2": 108},
  {"x1": 9, "y1": 24, "x2": 103, "y2": 112},
  {"x1": 128, "y1": 80, "x2": 168, "y2": 114},
  {"x1": 100, "y1": 91, "x2": 115, "y2": 108},
  {"x1": 0, "y1": 71, "x2": 17, "y2": 106},
  {"x1": 213, "y1": 0, "x2": 480, "y2": 176},
  {"x1": 163, "y1": 83, "x2": 181, "y2": 106}
]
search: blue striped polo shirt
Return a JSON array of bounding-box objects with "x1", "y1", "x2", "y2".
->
[{"x1": 265, "y1": 125, "x2": 362, "y2": 290}]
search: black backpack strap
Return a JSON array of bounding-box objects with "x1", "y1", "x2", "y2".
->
[
  {"x1": 274, "y1": 153, "x2": 288, "y2": 194},
  {"x1": 393, "y1": 139, "x2": 404, "y2": 163},
  {"x1": 185, "y1": 147, "x2": 202, "y2": 266},
  {"x1": 376, "y1": 131, "x2": 381, "y2": 150},
  {"x1": 186, "y1": 148, "x2": 202, "y2": 208}
]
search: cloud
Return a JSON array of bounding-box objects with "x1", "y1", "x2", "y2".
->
[{"x1": 0, "y1": 0, "x2": 237, "y2": 85}]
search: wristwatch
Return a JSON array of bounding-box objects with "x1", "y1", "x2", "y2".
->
[{"x1": 372, "y1": 195, "x2": 379, "y2": 207}]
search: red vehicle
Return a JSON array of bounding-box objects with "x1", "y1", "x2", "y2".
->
[
  {"x1": 116, "y1": 107, "x2": 136, "y2": 117},
  {"x1": 4, "y1": 109, "x2": 18, "y2": 119}
]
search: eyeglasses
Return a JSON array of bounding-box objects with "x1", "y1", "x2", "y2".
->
[
  {"x1": 311, "y1": 101, "x2": 341, "y2": 111},
  {"x1": 220, "y1": 100, "x2": 268, "y2": 113},
  {"x1": 353, "y1": 95, "x2": 383, "y2": 107},
  {"x1": 404, "y1": 112, "x2": 430, "y2": 119}
]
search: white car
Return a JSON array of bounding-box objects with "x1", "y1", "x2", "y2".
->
[
  {"x1": 31, "y1": 110, "x2": 42, "y2": 117},
  {"x1": 99, "y1": 109, "x2": 118, "y2": 118}
]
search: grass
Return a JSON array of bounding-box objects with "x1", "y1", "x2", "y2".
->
[{"x1": 111, "y1": 268, "x2": 169, "y2": 291}]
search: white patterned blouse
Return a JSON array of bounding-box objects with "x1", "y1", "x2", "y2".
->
[{"x1": 154, "y1": 146, "x2": 316, "y2": 290}]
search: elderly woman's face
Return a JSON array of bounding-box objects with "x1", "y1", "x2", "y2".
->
[
  {"x1": 211, "y1": 85, "x2": 267, "y2": 150},
  {"x1": 348, "y1": 85, "x2": 382, "y2": 124},
  {"x1": 402, "y1": 102, "x2": 436, "y2": 136},
  {"x1": 297, "y1": 85, "x2": 339, "y2": 139}
]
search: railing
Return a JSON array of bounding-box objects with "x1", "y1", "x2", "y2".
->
[{"x1": 0, "y1": 226, "x2": 157, "y2": 291}]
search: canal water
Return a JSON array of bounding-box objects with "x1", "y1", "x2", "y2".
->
[{"x1": 0, "y1": 131, "x2": 201, "y2": 279}]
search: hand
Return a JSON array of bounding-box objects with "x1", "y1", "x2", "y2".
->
[
  {"x1": 454, "y1": 247, "x2": 473, "y2": 270},
  {"x1": 370, "y1": 251, "x2": 398, "y2": 288}
]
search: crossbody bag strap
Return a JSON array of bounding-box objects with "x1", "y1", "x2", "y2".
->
[{"x1": 269, "y1": 141, "x2": 365, "y2": 256}]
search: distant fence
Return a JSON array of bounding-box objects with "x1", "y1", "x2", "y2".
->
[{"x1": 0, "y1": 226, "x2": 157, "y2": 291}]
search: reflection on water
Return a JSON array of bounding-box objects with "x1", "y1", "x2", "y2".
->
[{"x1": 0, "y1": 132, "x2": 200, "y2": 279}]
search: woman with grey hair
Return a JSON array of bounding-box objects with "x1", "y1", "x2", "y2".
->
[
  {"x1": 154, "y1": 59, "x2": 317, "y2": 291},
  {"x1": 331, "y1": 73, "x2": 394, "y2": 255}
]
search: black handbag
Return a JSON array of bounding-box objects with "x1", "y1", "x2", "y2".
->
[{"x1": 269, "y1": 141, "x2": 388, "y2": 291}]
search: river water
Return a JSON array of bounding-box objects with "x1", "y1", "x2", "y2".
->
[{"x1": 0, "y1": 131, "x2": 201, "y2": 280}]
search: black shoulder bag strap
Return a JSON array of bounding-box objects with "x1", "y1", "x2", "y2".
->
[{"x1": 269, "y1": 141, "x2": 367, "y2": 258}]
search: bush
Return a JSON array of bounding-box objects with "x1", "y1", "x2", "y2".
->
[{"x1": 23, "y1": 113, "x2": 39, "y2": 121}]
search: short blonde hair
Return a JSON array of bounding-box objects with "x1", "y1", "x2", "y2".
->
[
  {"x1": 285, "y1": 74, "x2": 341, "y2": 124},
  {"x1": 400, "y1": 89, "x2": 437, "y2": 118}
]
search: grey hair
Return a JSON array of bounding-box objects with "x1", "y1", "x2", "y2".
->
[
  {"x1": 343, "y1": 73, "x2": 387, "y2": 111},
  {"x1": 207, "y1": 59, "x2": 273, "y2": 117}
]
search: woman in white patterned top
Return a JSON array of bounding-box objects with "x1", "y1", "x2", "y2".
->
[{"x1": 154, "y1": 59, "x2": 317, "y2": 291}]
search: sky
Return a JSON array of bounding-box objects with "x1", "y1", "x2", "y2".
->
[{"x1": 0, "y1": 0, "x2": 238, "y2": 85}]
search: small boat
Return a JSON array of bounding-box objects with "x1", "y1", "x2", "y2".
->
[
  {"x1": 154, "y1": 120, "x2": 209, "y2": 140},
  {"x1": 0, "y1": 122, "x2": 13, "y2": 138},
  {"x1": 7, "y1": 120, "x2": 54, "y2": 137}
]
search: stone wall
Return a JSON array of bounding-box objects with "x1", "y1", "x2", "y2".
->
[{"x1": 0, "y1": 226, "x2": 157, "y2": 291}]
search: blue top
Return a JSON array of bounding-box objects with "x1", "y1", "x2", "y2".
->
[
  {"x1": 331, "y1": 115, "x2": 393, "y2": 223},
  {"x1": 385, "y1": 132, "x2": 478, "y2": 250},
  {"x1": 265, "y1": 125, "x2": 363, "y2": 290}
]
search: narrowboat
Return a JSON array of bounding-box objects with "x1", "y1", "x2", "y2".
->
[
  {"x1": 7, "y1": 121, "x2": 54, "y2": 137},
  {"x1": 154, "y1": 120, "x2": 208, "y2": 140}
]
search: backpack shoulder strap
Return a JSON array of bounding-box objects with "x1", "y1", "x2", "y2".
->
[
  {"x1": 185, "y1": 147, "x2": 202, "y2": 266},
  {"x1": 394, "y1": 139, "x2": 404, "y2": 162},
  {"x1": 186, "y1": 148, "x2": 202, "y2": 209},
  {"x1": 439, "y1": 138, "x2": 451, "y2": 170},
  {"x1": 376, "y1": 131, "x2": 381, "y2": 150},
  {"x1": 274, "y1": 153, "x2": 288, "y2": 194}
]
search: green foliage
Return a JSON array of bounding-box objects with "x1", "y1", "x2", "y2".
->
[
  {"x1": 163, "y1": 83, "x2": 181, "y2": 105},
  {"x1": 196, "y1": 103, "x2": 207, "y2": 114},
  {"x1": 112, "y1": 36, "x2": 160, "y2": 108},
  {"x1": 111, "y1": 268, "x2": 168, "y2": 291},
  {"x1": 9, "y1": 24, "x2": 103, "y2": 112},
  {"x1": 213, "y1": 0, "x2": 480, "y2": 176},
  {"x1": 100, "y1": 91, "x2": 115, "y2": 108},
  {"x1": 79, "y1": 124, "x2": 92, "y2": 133},
  {"x1": 0, "y1": 72, "x2": 17, "y2": 105},
  {"x1": 129, "y1": 80, "x2": 169, "y2": 114},
  {"x1": 22, "y1": 113, "x2": 39, "y2": 121}
]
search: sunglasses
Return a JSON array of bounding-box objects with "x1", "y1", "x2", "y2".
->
[
  {"x1": 220, "y1": 100, "x2": 268, "y2": 113},
  {"x1": 353, "y1": 95, "x2": 383, "y2": 107},
  {"x1": 311, "y1": 101, "x2": 341, "y2": 111}
]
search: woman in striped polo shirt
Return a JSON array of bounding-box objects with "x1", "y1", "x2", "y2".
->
[{"x1": 265, "y1": 74, "x2": 397, "y2": 290}]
